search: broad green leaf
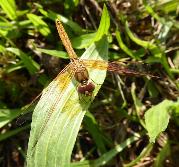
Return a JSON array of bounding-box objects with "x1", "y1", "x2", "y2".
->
[
  {"x1": 6, "y1": 47, "x2": 40, "y2": 75},
  {"x1": 92, "y1": 4, "x2": 110, "y2": 42},
  {"x1": 70, "y1": 135, "x2": 140, "y2": 167},
  {"x1": 0, "y1": 108, "x2": 21, "y2": 128},
  {"x1": 36, "y1": 48, "x2": 69, "y2": 59},
  {"x1": 145, "y1": 99, "x2": 178, "y2": 143},
  {"x1": 0, "y1": 0, "x2": 17, "y2": 20},
  {"x1": 26, "y1": 36, "x2": 108, "y2": 167},
  {"x1": 27, "y1": 14, "x2": 51, "y2": 37},
  {"x1": 71, "y1": 33, "x2": 96, "y2": 49}
]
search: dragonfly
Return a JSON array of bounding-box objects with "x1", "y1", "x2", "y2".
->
[
  {"x1": 55, "y1": 19, "x2": 156, "y2": 96},
  {"x1": 27, "y1": 19, "x2": 158, "y2": 153}
]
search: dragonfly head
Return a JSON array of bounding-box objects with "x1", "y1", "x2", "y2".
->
[{"x1": 78, "y1": 81, "x2": 95, "y2": 96}]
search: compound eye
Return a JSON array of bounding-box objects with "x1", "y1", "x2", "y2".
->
[{"x1": 78, "y1": 82, "x2": 95, "y2": 96}]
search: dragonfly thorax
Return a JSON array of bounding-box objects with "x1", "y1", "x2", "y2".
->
[{"x1": 74, "y1": 67, "x2": 89, "y2": 83}]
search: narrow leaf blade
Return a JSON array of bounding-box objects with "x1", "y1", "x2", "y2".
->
[
  {"x1": 27, "y1": 14, "x2": 51, "y2": 37},
  {"x1": 0, "y1": 0, "x2": 17, "y2": 20},
  {"x1": 36, "y1": 48, "x2": 69, "y2": 59},
  {"x1": 6, "y1": 47, "x2": 40, "y2": 74}
]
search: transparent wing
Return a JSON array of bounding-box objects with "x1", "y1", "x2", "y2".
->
[
  {"x1": 31, "y1": 63, "x2": 76, "y2": 150},
  {"x1": 82, "y1": 59, "x2": 158, "y2": 78},
  {"x1": 17, "y1": 63, "x2": 75, "y2": 125}
]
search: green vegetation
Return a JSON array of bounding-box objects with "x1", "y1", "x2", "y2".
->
[{"x1": 0, "y1": 0, "x2": 178, "y2": 167}]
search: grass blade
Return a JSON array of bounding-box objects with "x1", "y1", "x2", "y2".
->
[
  {"x1": 27, "y1": 14, "x2": 51, "y2": 37},
  {"x1": 0, "y1": 0, "x2": 17, "y2": 20},
  {"x1": 115, "y1": 30, "x2": 140, "y2": 59},
  {"x1": 36, "y1": 48, "x2": 69, "y2": 59},
  {"x1": 0, "y1": 108, "x2": 21, "y2": 128},
  {"x1": 6, "y1": 47, "x2": 40, "y2": 75},
  {"x1": 70, "y1": 135, "x2": 140, "y2": 167},
  {"x1": 0, "y1": 124, "x2": 30, "y2": 142}
]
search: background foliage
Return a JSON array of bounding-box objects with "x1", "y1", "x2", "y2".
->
[{"x1": 0, "y1": 0, "x2": 179, "y2": 167}]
